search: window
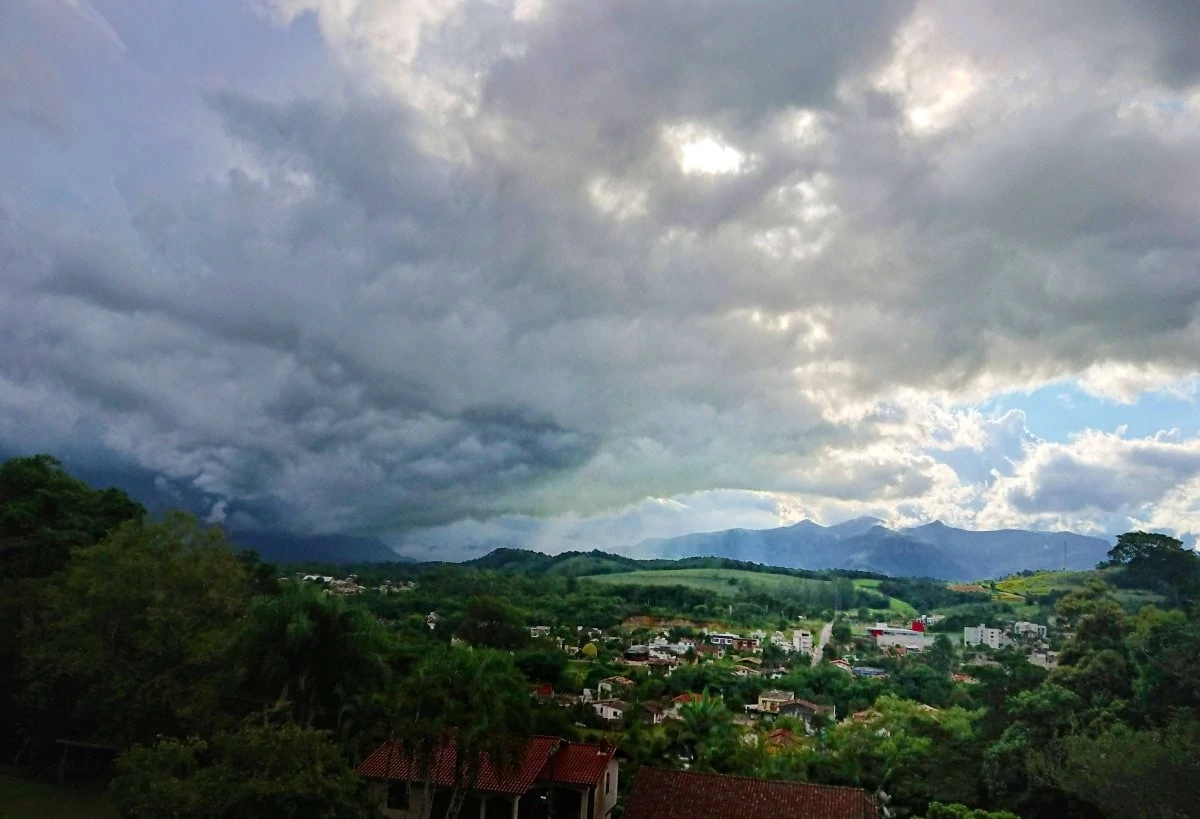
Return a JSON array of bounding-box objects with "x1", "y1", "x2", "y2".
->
[
  {"x1": 605, "y1": 772, "x2": 611, "y2": 795},
  {"x1": 387, "y1": 782, "x2": 410, "y2": 810}
]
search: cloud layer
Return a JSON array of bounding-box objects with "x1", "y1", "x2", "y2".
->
[{"x1": 2, "y1": 0, "x2": 1199, "y2": 552}]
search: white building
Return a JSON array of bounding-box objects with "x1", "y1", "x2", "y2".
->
[
  {"x1": 709, "y1": 632, "x2": 739, "y2": 646},
  {"x1": 964, "y1": 624, "x2": 1012, "y2": 650},
  {"x1": 868, "y1": 624, "x2": 926, "y2": 652},
  {"x1": 1013, "y1": 621, "x2": 1048, "y2": 639},
  {"x1": 793, "y1": 630, "x2": 813, "y2": 656}
]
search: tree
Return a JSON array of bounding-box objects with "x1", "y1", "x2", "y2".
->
[
  {"x1": 671, "y1": 696, "x2": 736, "y2": 771},
  {"x1": 1103, "y1": 531, "x2": 1200, "y2": 605},
  {"x1": 389, "y1": 646, "x2": 532, "y2": 819},
  {"x1": 454, "y1": 596, "x2": 528, "y2": 650},
  {"x1": 235, "y1": 584, "x2": 394, "y2": 734},
  {"x1": 20, "y1": 513, "x2": 249, "y2": 753},
  {"x1": 581, "y1": 642, "x2": 598, "y2": 659},
  {"x1": 514, "y1": 648, "x2": 568, "y2": 686},
  {"x1": 0, "y1": 454, "x2": 144, "y2": 582},
  {"x1": 109, "y1": 716, "x2": 368, "y2": 818},
  {"x1": 1034, "y1": 719, "x2": 1200, "y2": 818}
]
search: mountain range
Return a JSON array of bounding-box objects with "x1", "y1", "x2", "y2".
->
[
  {"x1": 230, "y1": 531, "x2": 405, "y2": 565},
  {"x1": 617, "y1": 517, "x2": 1112, "y2": 580}
]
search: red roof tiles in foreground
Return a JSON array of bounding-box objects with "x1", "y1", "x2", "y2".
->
[
  {"x1": 356, "y1": 736, "x2": 613, "y2": 796},
  {"x1": 623, "y1": 768, "x2": 879, "y2": 819}
]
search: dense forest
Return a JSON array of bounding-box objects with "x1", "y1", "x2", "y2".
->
[{"x1": 3, "y1": 455, "x2": 1200, "y2": 817}]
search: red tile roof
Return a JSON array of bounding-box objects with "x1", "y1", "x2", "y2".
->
[
  {"x1": 622, "y1": 768, "x2": 879, "y2": 819},
  {"x1": 356, "y1": 736, "x2": 613, "y2": 796},
  {"x1": 536, "y1": 741, "x2": 614, "y2": 787}
]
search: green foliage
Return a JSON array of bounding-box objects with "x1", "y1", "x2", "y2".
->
[
  {"x1": 109, "y1": 718, "x2": 368, "y2": 819},
  {"x1": 1034, "y1": 718, "x2": 1200, "y2": 818},
  {"x1": 235, "y1": 585, "x2": 394, "y2": 735},
  {"x1": 391, "y1": 646, "x2": 533, "y2": 792},
  {"x1": 20, "y1": 513, "x2": 250, "y2": 750},
  {"x1": 1103, "y1": 531, "x2": 1200, "y2": 605},
  {"x1": 454, "y1": 595, "x2": 529, "y2": 650},
  {"x1": 0, "y1": 454, "x2": 144, "y2": 582}
]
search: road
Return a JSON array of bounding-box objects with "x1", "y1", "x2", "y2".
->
[{"x1": 811, "y1": 621, "x2": 833, "y2": 667}]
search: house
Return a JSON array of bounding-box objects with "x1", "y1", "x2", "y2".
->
[
  {"x1": 531, "y1": 684, "x2": 555, "y2": 701},
  {"x1": 852, "y1": 666, "x2": 888, "y2": 678},
  {"x1": 756, "y1": 690, "x2": 795, "y2": 714},
  {"x1": 765, "y1": 727, "x2": 804, "y2": 753},
  {"x1": 623, "y1": 768, "x2": 879, "y2": 819},
  {"x1": 732, "y1": 664, "x2": 761, "y2": 679},
  {"x1": 530, "y1": 626, "x2": 552, "y2": 639},
  {"x1": 693, "y1": 644, "x2": 723, "y2": 662},
  {"x1": 641, "y1": 702, "x2": 665, "y2": 726},
  {"x1": 596, "y1": 676, "x2": 635, "y2": 699},
  {"x1": 645, "y1": 657, "x2": 676, "y2": 677},
  {"x1": 622, "y1": 645, "x2": 651, "y2": 662},
  {"x1": 829, "y1": 658, "x2": 854, "y2": 673},
  {"x1": 358, "y1": 736, "x2": 619, "y2": 819},
  {"x1": 709, "y1": 632, "x2": 739, "y2": 647},
  {"x1": 1013, "y1": 621, "x2": 1048, "y2": 639},
  {"x1": 964, "y1": 624, "x2": 1012, "y2": 650},
  {"x1": 733, "y1": 637, "x2": 762, "y2": 654},
  {"x1": 592, "y1": 700, "x2": 629, "y2": 724},
  {"x1": 950, "y1": 674, "x2": 980, "y2": 685},
  {"x1": 793, "y1": 629, "x2": 813, "y2": 656},
  {"x1": 669, "y1": 692, "x2": 705, "y2": 718},
  {"x1": 778, "y1": 699, "x2": 836, "y2": 734},
  {"x1": 426, "y1": 612, "x2": 439, "y2": 630}
]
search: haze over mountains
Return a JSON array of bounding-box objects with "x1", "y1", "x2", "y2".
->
[{"x1": 617, "y1": 517, "x2": 1111, "y2": 581}]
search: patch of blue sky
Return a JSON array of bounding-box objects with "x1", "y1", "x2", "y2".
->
[{"x1": 984, "y1": 381, "x2": 1199, "y2": 443}]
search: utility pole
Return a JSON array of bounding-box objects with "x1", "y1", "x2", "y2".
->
[{"x1": 1063, "y1": 540, "x2": 1067, "y2": 572}]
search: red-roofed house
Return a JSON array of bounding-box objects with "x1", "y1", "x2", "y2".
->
[
  {"x1": 623, "y1": 768, "x2": 878, "y2": 819},
  {"x1": 357, "y1": 736, "x2": 618, "y2": 819}
]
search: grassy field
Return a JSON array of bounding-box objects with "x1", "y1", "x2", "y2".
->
[
  {"x1": 851, "y1": 579, "x2": 919, "y2": 619},
  {"x1": 580, "y1": 568, "x2": 831, "y2": 597},
  {"x1": 0, "y1": 773, "x2": 116, "y2": 819},
  {"x1": 993, "y1": 570, "x2": 1094, "y2": 600}
]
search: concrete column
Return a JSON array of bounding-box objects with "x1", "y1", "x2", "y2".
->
[
  {"x1": 479, "y1": 795, "x2": 488, "y2": 819},
  {"x1": 511, "y1": 795, "x2": 520, "y2": 819}
]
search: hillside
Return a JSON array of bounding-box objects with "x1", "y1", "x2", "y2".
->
[
  {"x1": 580, "y1": 568, "x2": 831, "y2": 597},
  {"x1": 621, "y1": 518, "x2": 1112, "y2": 580}
]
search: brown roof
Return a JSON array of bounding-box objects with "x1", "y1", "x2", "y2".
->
[
  {"x1": 356, "y1": 736, "x2": 614, "y2": 796},
  {"x1": 623, "y1": 768, "x2": 879, "y2": 819}
]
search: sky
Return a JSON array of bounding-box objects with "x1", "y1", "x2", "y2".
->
[{"x1": 3, "y1": 0, "x2": 1200, "y2": 560}]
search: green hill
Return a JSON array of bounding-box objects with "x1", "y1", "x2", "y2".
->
[{"x1": 580, "y1": 567, "x2": 832, "y2": 597}]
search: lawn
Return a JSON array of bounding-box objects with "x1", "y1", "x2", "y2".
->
[
  {"x1": 0, "y1": 773, "x2": 116, "y2": 819},
  {"x1": 580, "y1": 568, "x2": 831, "y2": 597}
]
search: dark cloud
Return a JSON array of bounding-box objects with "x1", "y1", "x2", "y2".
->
[{"x1": 2, "y1": 0, "x2": 1200, "y2": 548}]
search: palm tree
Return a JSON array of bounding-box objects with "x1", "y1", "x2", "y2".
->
[
  {"x1": 390, "y1": 645, "x2": 533, "y2": 819},
  {"x1": 674, "y1": 694, "x2": 735, "y2": 770},
  {"x1": 236, "y1": 585, "x2": 392, "y2": 730}
]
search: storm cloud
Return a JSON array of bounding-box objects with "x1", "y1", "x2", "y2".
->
[{"x1": 2, "y1": 0, "x2": 1199, "y2": 550}]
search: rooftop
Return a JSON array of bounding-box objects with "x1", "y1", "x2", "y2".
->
[
  {"x1": 623, "y1": 768, "x2": 879, "y2": 819},
  {"x1": 356, "y1": 736, "x2": 615, "y2": 796}
]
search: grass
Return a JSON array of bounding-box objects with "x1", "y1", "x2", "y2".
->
[
  {"x1": 580, "y1": 568, "x2": 831, "y2": 597},
  {"x1": 993, "y1": 570, "x2": 1094, "y2": 600},
  {"x1": 851, "y1": 579, "x2": 919, "y2": 619},
  {"x1": 0, "y1": 773, "x2": 116, "y2": 819}
]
